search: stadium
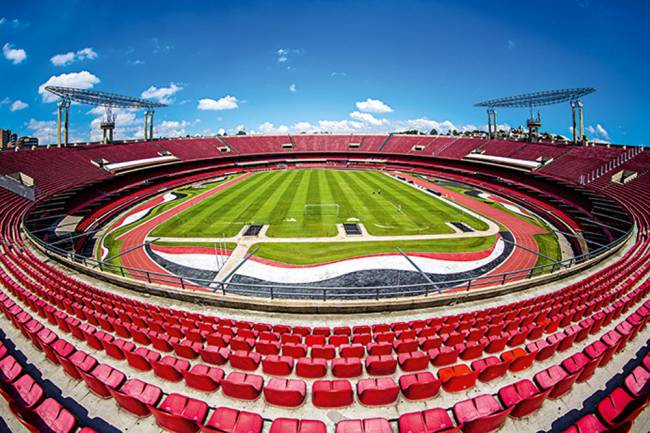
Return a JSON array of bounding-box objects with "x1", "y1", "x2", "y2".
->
[{"x1": 1, "y1": 2, "x2": 649, "y2": 433}]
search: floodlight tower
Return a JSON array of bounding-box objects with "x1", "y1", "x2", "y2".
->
[
  {"x1": 100, "y1": 107, "x2": 116, "y2": 144},
  {"x1": 44, "y1": 86, "x2": 166, "y2": 146},
  {"x1": 476, "y1": 88, "x2": 595, "y2": 143}
]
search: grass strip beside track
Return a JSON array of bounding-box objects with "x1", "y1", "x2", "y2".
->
[{"x1": 248, "y1": 235, "x2": 497, "y2": 265}]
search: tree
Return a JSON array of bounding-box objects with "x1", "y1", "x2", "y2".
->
[
  {"x1": 236, "y1": 130, "x2": 247, "y2": 136},
  {"x1": 429, "y1": 128, "x2": 438, "y2": 136}
]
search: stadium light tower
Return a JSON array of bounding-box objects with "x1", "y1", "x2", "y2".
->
[
  {"x1": 44, "y1": 86, "x2": 167, "y2": 147},
  {"x1": 475, "y1": 87, "x2": 595, "y2": 143}
]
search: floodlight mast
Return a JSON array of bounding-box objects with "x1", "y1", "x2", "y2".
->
[
  {"x1": 44, "y1": 86, "x2": 167, "y2": 147},
  {"x1": 475, "y1": 87, "x2": 595, "y2": 143}
]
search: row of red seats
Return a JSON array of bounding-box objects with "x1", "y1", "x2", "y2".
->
[
  {"x1": 3, "y1": 242, "x2": 646, "y2": 395},
  {"x1": 563, "y1": 351, "x2": 650, "y2": 433},
  {"x1": 3, "y1": 277, "x2": 648, "y2": 433},
  {"x1": 0, "y1": 339, "x2": 97, "y2": 433}
]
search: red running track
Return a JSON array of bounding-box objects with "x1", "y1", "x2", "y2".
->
[
  {"x1": 396, "y1": 172, "x2": 546, "y2": 284},
  {"x1": 115, "y1": 173, "x2": 253, "y2": 289}
]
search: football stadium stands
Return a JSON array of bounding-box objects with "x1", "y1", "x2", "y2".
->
[{"x1": 0, "y1": 135, "x2": 648, "y2": 432}]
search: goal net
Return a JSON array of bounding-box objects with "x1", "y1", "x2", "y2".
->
[{"x1": 304, "y1": 204, "x2": 340, "y2": 216}]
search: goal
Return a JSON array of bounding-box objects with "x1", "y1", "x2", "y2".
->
[{"x1": 304, "y1": 204, "x2": 340, "y2": 216}]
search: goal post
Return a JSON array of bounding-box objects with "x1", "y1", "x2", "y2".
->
[{"x1": 304, "y1": 204, "x2": 340, "y2": 216}]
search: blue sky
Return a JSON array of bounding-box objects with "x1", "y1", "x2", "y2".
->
[{"x1": 1, "y1": 0, "x2": 648, "y2": 145}]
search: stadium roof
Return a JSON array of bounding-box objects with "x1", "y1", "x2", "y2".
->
[
  {"x1": 44, "y1": 86, "x2": 167, "y2": 109},
  {"x1": 475, "y1": 87, "x2": 595, "y2": 108}
]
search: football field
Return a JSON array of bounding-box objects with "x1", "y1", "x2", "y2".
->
[{"x1": 150, "y1": 169, "x2": 489, "y2": 238}]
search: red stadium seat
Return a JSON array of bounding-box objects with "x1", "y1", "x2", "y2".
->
[
  {"x1": 399, "y1": 372, "x2": 441, "y2": 400},
  {"x1": 357, "y1": 377, "x2": 399, "y2": 406},
  {"x1": 332, "y1": 357, "x2": 363, "y2": 378},
  {"x1": 5, "y1": 374, "x2": 44, "y2": 409},
  {"x1": 269, "y1": 418, "x2": 326, "y2": 433},
  {"x1": 438, "y1": 364, "x2": 478, "y2": 392},
  {"x1": 428, "y1": 347, "x2": 458, "y2": 367},
  {"x1": 365, "y1": 354, "x2": 397, "y2": 375},
  {"x1": 534, "y1": 365, "x2": 578, "y2": 399},
  {"x1": 262, "y1": 354, "x2": 294, "y2": 376},
  {"x1": 501, "y1": 348, "x2": 535, "y2": 372},
  {"x1": 498, "y1": 379, "x2": 550, "y2": 418},
  {"x1": 150, "y1": 393, "x2": 208, "y2": 433},
  {"x1": 79, "y1": 363, "x2": 125, "y2": 398},
  {"x1": 398, "y1": 408, "x2": 460, "y2": 433},
  {"x1": 471, "y1": 356, "x2": 510, "y2": 382},
  {"x1": 125, "y1": 346, "x2": 160, "y2": 371},
  {"x1": 183, "y1": 364, "x2": 224, "y2": 392},
  {"x1": 562, "y1": 352, "x2": 599, "y2": 383},
  {"x1": 57, "y1": 350, "x2": 97, "y2": 380},
  {"x1": 624, "y1": 365, "x2": 650, "y2": 399},
  {"x1": 12, "y1": 397, "x2": 78, "y2": 433},
  {"x1": 398, "y1": 351, "x2": 429, "y2": 372},
  {"x1": 229, "y1": 350, "x2": 261, "y2": 371},
  {"x1": 561, "y1": 414, "x2": 608, "y2": 433},
  {"x1": 296, "y1": 357, "x2": 328, "y2": 378},
  {"x1": 453, "y1": 394, "x2": 511, "y2": 433},
  {"x1": 263, "y1": 378, "x2": 307, "y2": 407},
  {"x1": 221, "y1": 372, "x2": 264, "y2": 400},
  {"x1": 199, "y1": 346, "x2": 230, "y2": 365},
  {"x1": 200, "y1": 407, "x2": 262, "y2": 433},
  {"x1": 336, "y1": 418, "x2": 392, "y2": 433},
  {"x1": 312, "y1": 380, "x2": 353, "y2": 408},
  {"x1": 108, "y1": 378, "x2": 162, "y2": 417},
  {"x1": 152, "y1": 355, "x2": 191, "y2": 382}
]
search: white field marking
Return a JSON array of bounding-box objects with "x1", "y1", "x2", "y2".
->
[
  {"x1": 153, "y1": 250, "x2": 231, "y2": 272},
  {"x1": 115, "y1": 192, "x2": 178, "y2": 229},
  {"x1": 100, "y1": 245, "x2": 108, "y2": 261},
  {"x1": 231, "y1": 238, "x2": 506, "y2": 284},
  {"x1": 285, "y1": 217, "x2": 297, "y2": 222},
  {"x1": 373, "y1": 224, "x2": 398, "y2": 229},
  {"x1": 346, "y1": 217, "x2": 360, "y2": 222}
]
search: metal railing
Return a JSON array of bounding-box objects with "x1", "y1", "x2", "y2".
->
[{"x1": 25, "y1": 226, "x2": 632, "y2": 302}]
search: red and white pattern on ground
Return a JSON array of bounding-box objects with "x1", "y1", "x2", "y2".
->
[
  {"x1": 395, "y1": 172, "x2": 546, "y2": 285},
  {"x1": 147, "y1": 237, "x2": 505, "y2": 284},
  {"x1": 115, "y1": 173, "x2": 253, "y2": 290}
]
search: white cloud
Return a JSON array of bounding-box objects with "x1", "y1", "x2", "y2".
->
[
  {"x1": 330, "y1": 72, "x2": 347, "y2": 77},
  {"x1": 289, "y1": 83, "x2": 297, "y2": 93},
  {"x1": 276, "y1": 48, "x2": 300, "y2": 63},
  {"x1": 10, "y1": 100, "x2": 28, "y2": 111},
  {"x1": 156, "y1": 120, "x2": 190, "y2": 137},
  {"x1": 596, "y1": 124, "x2": 609, "y2": 140},
  {"x1": 197, "y1": 95, "x2": 239, "y2": 111},
  {"x1": 3, "y1": 43, "x2": 26, "y2": 64},
  {"x1": 38, "y1": 71, "x2": 100, "y2": 102},
  {"x1": 277, "y1": 49, "x2": 288, "y2": 63},
  {"x1": 0, "y1": 18, "x2": 5, "y2": 25},
  {"x1": 586, "y1": 124, "x2": 610, "y2": 142},
  {"x1": 355, "y1": 98, "x2": 393, "y2": 114},
  {"x1": 349, "y1": 111, "x2": 387, "y2": 126},
  {"x1": 257, "y1": 122, "x2": 289, "y2": 134},
  {"x1": 26, "y1": 119, "x2": 57, "y2": 144},
  {"x1": 0, "y1": 97, "x2": 10, "y2": 105},
  {"x1": 217, "y1": 128, "x2": 225, "y2": 135},
  {"x1": 50, "y1": 52, "x2": 75, "y2": 66},
  {"x1": 507, "y1": 40, "x2": 516, "y2": 50},
  {"x1": 141, "y1": 83, "x2": 182, "y2": 104},
  {"x1": 50, "y1": 47, "x2": 97, "y2": 66}
]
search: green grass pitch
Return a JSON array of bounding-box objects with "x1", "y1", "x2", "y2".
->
[{"x1": 150, "y1": 169, "x2": 489, "y2": 238}]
